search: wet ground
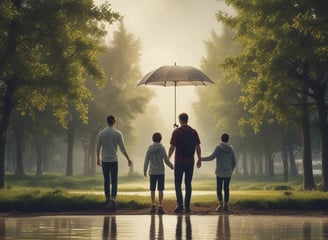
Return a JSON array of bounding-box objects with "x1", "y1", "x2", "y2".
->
[{"x1": 1, "y1": 214, "x2": 328, "y2": 239}]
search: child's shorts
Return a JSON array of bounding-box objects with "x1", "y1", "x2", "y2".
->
[{"x1": 149, "y1": 174, "x2": 165, "y2": 191}]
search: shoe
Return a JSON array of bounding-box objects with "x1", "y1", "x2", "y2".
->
[
  {"x1": 173, "y1": 206, "x2": 184, "y2": 213},
  {"x1": 105, "y1": 199, "x2": 117, "y2": 211},
  {"x1": 105, "y1": 200, "x2": 112, "y2": 208},
  {"x1": 111, "y1": 199, "x2": 117, "y2": 211},
  {"x1": 184, "y1": 207, "x2": 191, "y2": 213},
  {"x1": 223, "y1": 202, "x2": 229, "y2": 211},
  {"x1": 149, "y1": 205, "x2": 156, "y2": 214},
  {"x1": 157, "y1": 206, "x2": 165, "y2": 214},
  {"x1": 216, "y1": 202, "x2": 223, "y2": 212}
]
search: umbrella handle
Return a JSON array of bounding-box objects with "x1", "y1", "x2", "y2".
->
[{"x1": 174, "y1": 81, "x2": 178, "y2": 128}]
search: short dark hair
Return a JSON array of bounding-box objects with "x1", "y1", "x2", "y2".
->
[
  {"x1": 179, "y1": 113, "x2": 188, "y2": 124},
  {"x1": 221, "y1": 133, "x2": 229, "y2": 143},
  {"x1": 152, "y1": 132, "x2": 162, "y2": 143},
  {"x1": 107, "y1": 115, "x2": 116, "y2": 126}
]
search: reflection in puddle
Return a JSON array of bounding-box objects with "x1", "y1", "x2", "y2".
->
[
  {"x1": 1, "y1": 215, "x2": 328, "y2": 239},
  {"x1": 102, "y1": 216, "x2": 117, "y2": 240}
]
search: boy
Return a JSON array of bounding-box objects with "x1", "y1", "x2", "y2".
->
[
  {"x1": 144, "y1": 132, "x2": 174, "y2": 214},
  {"x1": 197, "y1": 133, "x2": 236, "y2": 212}
]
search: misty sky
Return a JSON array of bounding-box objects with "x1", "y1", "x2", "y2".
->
[
  {"x1": 92, "y1": 0, "x2": 229, "y2": 174},
  {"x1": 96, "y1": 0, "x2": 224, "y2": 127}
]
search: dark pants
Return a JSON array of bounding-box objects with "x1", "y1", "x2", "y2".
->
[
  {"x1": 216, "y1": 176, "x2": 231, "y2": 202},
  {"x1": 174, "y1": 163, "x2": 194, "y2": 208},
  {"x1": 102, "y1": 161, "x2": 118, "y2": 199}
]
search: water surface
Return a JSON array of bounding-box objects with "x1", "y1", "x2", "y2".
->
[{"x1": 1, "y1": 215, "x2": 327, "y2": 239}]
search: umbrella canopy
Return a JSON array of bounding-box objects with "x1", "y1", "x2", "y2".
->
[
  {"x1": 137, "y1": 65, "x2": 214, "y2": 87},
  {"x1": 137, "y1": 64, "x2": 214, "y2": 127}
]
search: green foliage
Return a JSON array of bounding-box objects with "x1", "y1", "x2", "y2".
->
[
  {"x1": 0, "y1": 1, "x2": 121, "y2": 126},
  {"x1": 5, "y1": 174, "x2": 104, "y2": 190},
  {"x1": 83, "y1": 22, "x2": 153, "y2": 147},
  {"x1": 195, "y1": 28, "x2": 243, "y2": 149},
  {"x1": 218, "y1": 0, "x2": 328, "y2": 131},
  {"x1": 0, "y1": 188, "x2": 104, "y2": 212},
  {"x1": 1, "y1": 174, "x2": 328, "y2": 212}
]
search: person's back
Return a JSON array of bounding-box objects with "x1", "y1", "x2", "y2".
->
[
  {"x1": 98, "y1": 127, "x2": 124, "y2": 162},
  {"x1": 96, "y1": 115, "x2": 132, "y2": 210},
  {"x1": 173, "y1": 125, "x2": 199, "y2": 164},
  {"x1": 145, "y1": 142, "x2": 170, "y2": 174},
  {"x1": 168, "y1": 112, "x2": 201, "y2": 213},
  {"x1": 144, "y1": 132, "x2": 173, "y2": 214},
  {"x1": 215, "y1": 142, "x2": 236, "y2": 178},
  {"x1": 199, "y1": 133, "x2": 236, "y2": 212}
]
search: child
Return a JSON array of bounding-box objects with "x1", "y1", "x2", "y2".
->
[
  {"x1": 144, "y1": 132, "x2": 174, "y2": 214},
  {"x1": 197, "y1": 133, "x2": 236, "y2": 212}
]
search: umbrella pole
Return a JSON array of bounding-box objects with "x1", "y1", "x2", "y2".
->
[{"x1": 174, "y1": 81, "x2": 178, "y2": 128}]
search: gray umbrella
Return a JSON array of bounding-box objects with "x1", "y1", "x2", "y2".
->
[{"x1": 137, "y1": 64, "x2": 214, "y2": 127}]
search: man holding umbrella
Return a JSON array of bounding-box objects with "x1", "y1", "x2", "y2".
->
[{"x1": 168, "y1": 112, "x2": 201, "y2": 213}]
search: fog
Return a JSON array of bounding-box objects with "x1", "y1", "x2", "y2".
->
[{"x1": 95, "y1": 0, "x2": 226, "y2": 174}]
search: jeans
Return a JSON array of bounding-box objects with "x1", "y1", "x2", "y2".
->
[
  {"x1": 174, "y1": 163, "x2": 194, "y2": 208},
  {"x1": 102, "y1": 161, "x2": 118, "y2": 199},
  {"x1": 216, "y1": 176, "x2": 231, "y2": 202}
]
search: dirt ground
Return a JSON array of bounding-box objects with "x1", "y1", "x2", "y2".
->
[{"x1": 2, "y1": 201, "x2": 328, "y2": 217}]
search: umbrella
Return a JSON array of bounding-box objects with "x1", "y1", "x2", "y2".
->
[{"x1": 137, "y1": 63, "x2": 214, "y2": 127}]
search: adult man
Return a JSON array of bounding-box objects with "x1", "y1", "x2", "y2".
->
[
  {"x1": 97, "y1": 115, "x2": 132, "y2": 209},
  {"x1": 168, "y1": 113, "x2": 201, "y2": 213}
]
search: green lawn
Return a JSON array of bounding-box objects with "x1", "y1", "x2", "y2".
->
[{"x1": 1, "y1": 173, "x2": 327, "y2": 213}]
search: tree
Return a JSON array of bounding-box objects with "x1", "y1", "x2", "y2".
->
[
  {"x1": 218, "y1": 0, "x2": 328, "y2": 190},
  {"x1": 0, "y1": 1, "x2": 121, "y2": 188},
  {"x1": 81, "y1": 22, "x2": 152, "y2": 176},
  {"x1": 195, "y1": 28, "x2": 243, "y2": 149}
]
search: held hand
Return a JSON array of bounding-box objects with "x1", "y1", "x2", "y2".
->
[
  {"x1": 196, "y1": 160, "x2": 201, "y2": 168},
  {"x1": 128, "y1": 159, "x2": 133, "y2": 167},
  {"x1": 97, "y1": 159, "x2": 102, "y2": 166},
  {"x1": 144, "y1": 172, "x2": 147, "y2": 177}
]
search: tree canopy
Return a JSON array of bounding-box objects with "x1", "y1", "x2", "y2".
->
[
  {"x1": 0, "y1": 0, "x2": 121, "y2": 188},
  {"x1": 216, "y1": 0, "x2": 328, "y2": 190}
]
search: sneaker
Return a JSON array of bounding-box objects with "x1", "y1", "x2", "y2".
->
[
  {"x1": 105, "y1": 199, "x2": 117, "y2": 211},
  {"x1": 157, "y1": 206, "x2": 165, "y2": 214},
  {"x1": 216, "y1": 203, "x2": 223, "y2": 212},
  {"x1": 173, "y1": 206, "x2": 184, "y2": 213},
  {"x1": 105, "y1": 200, "x2": 112, "y2": 208},
  {"x1": 111, "y1": 199, "x2": 117, "y2": 211},
  {"x1": 223, "y1": 202, "x2": 229, "y2": 211},
  {"x1": 149, "y1": 205, "x2": 156, "y2": 214},
  {"x1": 184, "y1": 207, "x2": 191, "y2": 213}
]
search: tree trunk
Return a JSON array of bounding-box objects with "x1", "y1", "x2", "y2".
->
[
  {"x1": 82, "y1": 143, "x2": 89, "y2": 176},
  {"x1": 35, "y1": 136, "x2": 43, "y2": 176},
  {"x1": 88, "y1": 131, "x2": 98, "y2": 177},
  {"x1": 265, "y1": 146, "x2": 274, "y2": 179},
  {"x1": 66, "y1": 123, "x2": 74, "y2": 176},
  {"x1": 250, "y1": 152, "x2": 255, "y2": 176},
  {"x1": 242, "y1": 152, "x2": 248, "y2": 176},
  {"x1": 288, "y1": 142, "x2": 298, "y2": 178},
  {"x1": 317, "y1": 96, "x2": 328, "y2": 191},
  {"x1": 89, "y1": 141, "x2": 96, "y2": 176},
  {"x1": 281, "y1": 140, "x2": 288, "y2": 182},
  {"x1": 301, "y1": 105, "x2": 315, "y2": 190},
  {"x1": 14, "y1": 130, "x2": 25, "y2": 176},
  {"x1": 257, "y1": 153, "x2": 263, "y2": 175},
  {"x1": 0, "y1": 9, "x2": 21, "y2": 188}
]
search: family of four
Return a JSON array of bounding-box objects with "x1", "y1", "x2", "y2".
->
[{"x1": 96, "y1": 113, "x2": 237, "y2": 214}]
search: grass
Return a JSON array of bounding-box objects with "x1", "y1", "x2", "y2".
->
[{"x1": 1, "y1": 173, "x2": 328, "y2": 213}]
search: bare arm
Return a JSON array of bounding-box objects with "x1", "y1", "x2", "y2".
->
[
  {"x1": 122, "y1": 150, "x2": 132, "y2": 166},
  {"x1": 168, "y1": 145, "x2": 175, "y2": 159},
  {"x1": 96, "y1": 146, "x2": 101, "y2": 166},
  {"x1": 196, "y1": 144, "x2": 201, "y2": 168}
]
